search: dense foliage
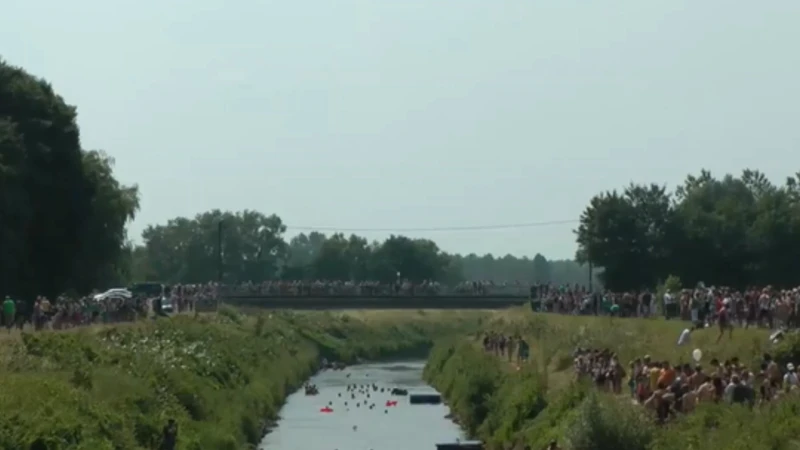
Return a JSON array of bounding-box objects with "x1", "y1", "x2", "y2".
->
[
  {"x1": 575, "y1": 170, "x2": 800, "y2": 290},
  {"x1": 131, "y1": 214, "x2": 594, "y2": 286},
  {"x1": 0, "y1": 60, "x2": 139, "y2": 299},
  {"x1": 0, "y1": 310, "x2": 484, "y2": 449}
]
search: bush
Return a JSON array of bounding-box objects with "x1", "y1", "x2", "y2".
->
[
  {"x1": 424, "y1": 340, "x2": 549, "y2": 449},
  {"x1": 565, "y1": 393, "x2": 655, "y2": 450}
]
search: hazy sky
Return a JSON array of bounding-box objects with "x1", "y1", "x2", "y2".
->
[{"x1": 3, "y1": 1, "x2": 799, "y2": 259}]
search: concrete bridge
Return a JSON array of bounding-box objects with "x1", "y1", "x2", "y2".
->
[{"x1": 221, "y1": 294, "x2": 533, "y2": 310}]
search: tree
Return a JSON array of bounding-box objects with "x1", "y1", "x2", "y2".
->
[
  {"x1": 311, "y1": 233, "x2": 354, "y2": 281},
  {"x1": 69, "y1": 151, "x2": 140, "y2": 291},
  {"x1": 140, "y1": 210, "x2": 287, "y2": 283},
  {"x1": 576, "y1": 169, "x2": 800, "y2": 290},
  {"x1": 532, "y1": 253, "x2": 551, "y2": 284},
  {"x1": 369, "y1": 236, "x2": 452, "y2": 283},
  {"x1": 0, "y1": 60, "x2": 139, "y2": 298},
  {"x1": 452, "y1": 253, "x2": 594, "y2": 286},
  {"x1": 575, "y1": 189, "x2": 656, "y2": 290},
  {"x1": 286, "y1": 231, "x2": 327, "y2": 268},
  {"x1": 671, "y1": 173, "x2": 756, "y2": 287}
]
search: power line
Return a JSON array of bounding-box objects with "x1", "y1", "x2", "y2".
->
[{"x1": 285, "y1": 219, "x2": 579, "y2": 233}]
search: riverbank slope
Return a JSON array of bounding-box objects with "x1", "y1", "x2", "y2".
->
[
  {"x1": 0, "y1": 308, "x2": 485, "y2": 450},
  {"x1": 424, "y1": 307, "x2": 800, "y2": 450}
]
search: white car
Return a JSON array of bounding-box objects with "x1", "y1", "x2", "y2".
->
[
  {"x1": 161, "y1": 297, "x2": 174, "y2": 314},
  {"x1": 93, "y1": 288, "x2": 132, "y2": 302}
]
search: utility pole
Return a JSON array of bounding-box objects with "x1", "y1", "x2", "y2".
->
[
  {"x1": 217, "y1": 220, "x2": 224, "y2": 283},
  {"x1": 587, "y1": 227, "x2": 593, "y2": 293},
  {"x1": 588, "y1": 221, "x2": 597, "y2": 316}
]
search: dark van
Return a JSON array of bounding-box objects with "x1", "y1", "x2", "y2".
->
[{"x1": 129, "y1": 282, "x2": 167, "y2": 297}]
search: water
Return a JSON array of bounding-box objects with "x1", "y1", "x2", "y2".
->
[{"x1": 259, "y1": 361, "x2": 466, "y2": 450}]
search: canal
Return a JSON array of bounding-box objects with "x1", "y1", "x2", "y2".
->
[{"x1": 259, "y1": 361, "x2": 466, "y2": 450}]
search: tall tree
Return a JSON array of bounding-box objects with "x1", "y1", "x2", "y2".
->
[
  {"x1": 532, "y1": 253, "x2": 551, "y2": 284},
  {"x1": 0, "y1": 60, "x2": 139, "y2": 298},
  {"x1": 575, "y1": 190, "x2": 651, "y2": 290},
  {"x1": 70, "y1": 151, "x2": 140, "y2": 291}
]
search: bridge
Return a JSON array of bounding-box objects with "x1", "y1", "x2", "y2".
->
[{"x1": 220, "y1": 294, "x2": 533, "y2": 310}]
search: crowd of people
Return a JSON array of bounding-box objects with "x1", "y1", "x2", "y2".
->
[
  {"x1": 212, "y1": 280, "x2": 800, "y2": 336},
  {"x1": 0, "y1": 282, "x2": 221, "y2": 332},
  {"x1": 220, "y1": 280, "x2": 534, "y2": 296},
  {"x1": 481, "y1": 330, "x2": 531, "y2": 363},
  {"x1": 480, "y1": 283, "x2": 800, "y2": 439},
  {"x1": 166, "y1": 283, "x2": 218, "y2": 312},
  {"x1": 482, "y1": 322, "x2": 800, "y2": 449},
  {"x1": 572, "y1": 347, "x2": 800, "y2": 423},
  {"x1": 532, "y1": 284, "x2": 800, "y2": 330},
  {"x1": 217, "y1": 279, "x2": 800, "y2": 328},
  {"x1": 0, "y1": 294, "x2": 151, "y2": 332}
]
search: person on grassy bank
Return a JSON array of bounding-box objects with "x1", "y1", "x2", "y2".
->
[
  {"x1": 677, "y1": 322, "x2": 704, "y2": 347},
  {"x1": 482, "y1": 331, "x2": 530, "y2": 365},
  {"x1": 2, "y1": 296, "x2": 16, "y2": 333},
  {"x1": 569, "y1": 347, "x2": 800, "y2": 425},
  {"x1": 160, "y1": 419, "x2": 178, "y2": 450},
  {"x1": 529, "y1": 283, "x2": 800, "y2": 331},
  {"x1": 540, "y1": 317, "x2": 797, "y2": 420}
]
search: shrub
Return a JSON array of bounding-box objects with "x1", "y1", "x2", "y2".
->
[
  {"x1": 424, "y1": 340, "x2": 551, "y2": 449},
  {"x1": 565, "y1": 392, "x2": 655, "y2": 450}
]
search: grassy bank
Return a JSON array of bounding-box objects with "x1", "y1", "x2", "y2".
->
[
  {"x1": 424, "y1": 307, "x2": 800, "y2": 450},
  {"x1": 0, "y1": 308, "x2": 485, "y2": 450}
]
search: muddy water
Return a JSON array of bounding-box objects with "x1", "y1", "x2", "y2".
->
[{"x1": 259, "y1": 361, "x2": 466, "y2": 450}]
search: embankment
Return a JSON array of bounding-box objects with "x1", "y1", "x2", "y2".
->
[
  {"x1": 0, "y1": 308, "x2": 485, "y2": 450},
  {"x1": 424, "y1": 308, "x2": 800, "y2": 450}
]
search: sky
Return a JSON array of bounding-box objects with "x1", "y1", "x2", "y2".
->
[{"x1": 2, "y1": 1, "x2": 799, "y2": 260}]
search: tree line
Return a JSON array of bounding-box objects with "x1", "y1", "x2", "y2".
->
[
  {"x1": 0, "y1": 60, "x2": 140, "y2": 299},
  {"x1": 129, "y1": 209, "x2": 594, "y2": 287},
  {"x1": 575, "y1": 169, "x2": 800, "y2": 291}
]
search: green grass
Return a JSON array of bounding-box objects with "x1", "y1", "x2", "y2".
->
[
  {"x1": 0, "y1": 308, "x2": 486, "y2": 450},
  {"x1": 424, "y1": 307, "x2": 800, "y2": 450}
]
